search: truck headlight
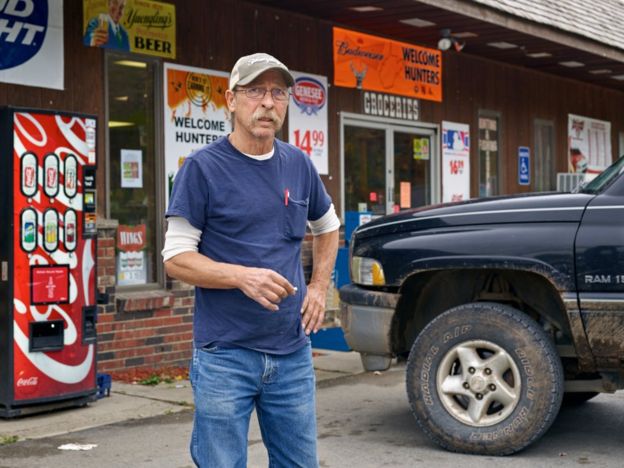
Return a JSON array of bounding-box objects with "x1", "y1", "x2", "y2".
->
[{"x1": 351, "y1": 256, "x2": 386, "y2": 286}]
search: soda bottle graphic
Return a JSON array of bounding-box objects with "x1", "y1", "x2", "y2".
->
[
  {"x1": 21, "y1": 208, "x2": 37, "y2": 252},
  {"x1": 21, "y1": 152, "x2": 38, "y2": 197},
  {"x1": 64, "y1": 209, "x2": 77, "y2": 250},
  {"x1": 44, "y1": 210, "x2": 58, "y2": 251},
  {"x1": 24, "y1": 222, "x2": 35, "y2": 243}
]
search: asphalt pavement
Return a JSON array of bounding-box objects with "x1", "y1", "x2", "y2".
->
[{"x1": 0, "y1": 349, "x2": 367, "y2": 442}]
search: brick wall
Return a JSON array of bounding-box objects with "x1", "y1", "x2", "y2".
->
[{"x1": 95, "y1": 220, "x2": 194, "y2": 373}]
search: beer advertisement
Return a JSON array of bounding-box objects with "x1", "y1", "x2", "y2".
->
[
  {"x1": 288, "y1": 71, "x2": 329, "y2": 175},
  {"x1": 83, "y1": 0, "x2": 176, "y2": 58},
  {"x1": 0, "y1": 0, "x2": 64, "y2": 89},
  {"x1": 163, "y1": 62, "x2": 231, "y2": 204},
  {"x1": 442, "y1": 121, "x2": 470, "y2": 202},
  {"x1": 333, "y1": 26, "x2": 442, "y2": 102}
]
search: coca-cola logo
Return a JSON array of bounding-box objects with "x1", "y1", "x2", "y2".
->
[{"x1": 17, "y1": 376, "x2": 38, "y2": 387}]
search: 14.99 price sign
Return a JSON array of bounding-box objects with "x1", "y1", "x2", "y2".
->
[{"x1": 289, "y1": 72, "x2": 329, "y2": 175}]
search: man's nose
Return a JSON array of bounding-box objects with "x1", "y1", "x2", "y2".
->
[{"x1": 260, "y1": 90, "x2": 275, "y2": 107}]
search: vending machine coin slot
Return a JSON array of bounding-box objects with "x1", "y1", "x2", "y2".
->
[
  {"x1": 29, "y1": 320, "x2": 64, "y2": 352},
  {"x1": 82, "y1": 306, "x2": 97, "y2": 343}
]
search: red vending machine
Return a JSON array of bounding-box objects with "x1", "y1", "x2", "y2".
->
[{"x1": 0, "y1": 108, "x2": 98, "y2": 416}]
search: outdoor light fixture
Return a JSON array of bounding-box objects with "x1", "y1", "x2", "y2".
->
[{"x1": 437, "y1": 29, "x2": 464, "y2": 52}]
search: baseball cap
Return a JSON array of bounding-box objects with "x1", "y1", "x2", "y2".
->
[{"x1": 229, "y1": 53, "x2": 295, "y2": 89}]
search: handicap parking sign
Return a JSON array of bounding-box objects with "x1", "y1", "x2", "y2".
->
[{"x1": 518, "y1": 146, "x2": 530, "y2": 186}]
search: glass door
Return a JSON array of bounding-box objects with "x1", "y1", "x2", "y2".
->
[
  {"x1": 392, "y1": 130, "x2": 433, "y2": 212},
  {"x1": 342, "y1": 114, "x2": 439, "y2": 217},
  {"x1": 344, "y1": 124, "x2": 387, "y2": 216}
]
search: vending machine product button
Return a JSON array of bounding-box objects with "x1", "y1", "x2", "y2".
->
[{"x1": 43, "y1": 153, "x2": 60, "y2": 198}]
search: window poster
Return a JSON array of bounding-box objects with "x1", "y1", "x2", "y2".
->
[
  {"x1": 120, "y1": 149, "x2": 143, "y2": 188},
  {"x1": 568, "y1": 114, "x2": 611, "y2": 174},
  {"x1": 288, "y1": 71, "x2": 329, "y2": 175},
  {"x1": 116, "y1": 224, "x2": 147, "y2": 286},
  {"x1": 442, "y1": 121, "x2": 470, "y2": 203},
  {"x1": 163, "y1": 63, "x2": 231, "y2": 205}
]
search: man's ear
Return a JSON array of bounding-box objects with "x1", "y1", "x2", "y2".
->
[{"x1": 225, "y1": 89, "x2": 236, "y2": 113}]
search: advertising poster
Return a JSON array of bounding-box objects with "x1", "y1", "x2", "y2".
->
[
  {"x1": 116, "y1": 224, "x2": 147, "y2": 285},
  {"x1": 442, "y1": 121, "x2": 470, "y2": 202},
  {"x1": 333, "y1": 27, "x2": 442, "y2": 102},
  {"x1": 83, "y1": 0, "x2": 176, "y2": 58},
  {"x1": 0, "y1": 0, "x2": 64, "y2": 89},
  {"x1": 163, "y1": 63, "x2": 231, "y2": 203},
  {"x1": 568, "y1": 114, "x2": 611, "y2": 174},
  {"x1": 288, "y1": 71, "x2": 329, "y2": 175},
  {"x1": 120, "y1": 149, "x2": 143, "y2": 188}
]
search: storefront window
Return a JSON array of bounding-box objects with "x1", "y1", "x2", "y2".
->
[
  {"x1": 106, "y1": 53, "x2": 159, "y2": 286},
  {"x1": 478, "y1": 113, "x2": 500, "y2": 197}
]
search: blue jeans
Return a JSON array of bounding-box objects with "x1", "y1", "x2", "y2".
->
[{"x1": 189, "y1": 342, "x2": 318, "y2": 468}]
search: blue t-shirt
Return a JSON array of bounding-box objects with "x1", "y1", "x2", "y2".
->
[{"x1": 166, "y1": 136, "x2": 331, "y2": 354}]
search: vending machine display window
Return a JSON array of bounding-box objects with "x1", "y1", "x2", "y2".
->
[
  {"x1": 43, "y1": 153, "x2": 60, "y2": 198},
  {"x1": 64, "y1": 154, "x2": 78, "y2": 199},
  {"x1": 20, "y1": 152, "x2": 38, "y2": 198},
  {"x1": 64, "y1": 209, "x2": 77, "y2": 251},
  {"x1": 20, "y1": 208, "x2": 38, "y2": 253},
  {"x1": 43, "y1": 209, "x2": 59, "y2": 252}
]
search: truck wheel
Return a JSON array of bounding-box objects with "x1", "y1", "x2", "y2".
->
[{"x1": 406, "y1": 302, "x2": 564, "y2": 455}]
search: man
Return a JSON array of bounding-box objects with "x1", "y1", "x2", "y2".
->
[
  {"x1": 162, "y1": 53, "x2": 340, "y2": 467},
  {"x1": 83, "y1": 0, "x2": 130, "y2": 51}
]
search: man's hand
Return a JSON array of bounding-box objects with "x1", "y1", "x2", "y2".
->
[
  {"x1": 238, "y1": 267, "x2": 296, "y2": 311},
  {"x1": 301, "y1": 281, "x2": 327, "y2": 335}
]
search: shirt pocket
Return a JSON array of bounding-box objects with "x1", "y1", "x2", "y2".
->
[{"x1": 284, "y1": 197, "x2": 309, "y2": 240}]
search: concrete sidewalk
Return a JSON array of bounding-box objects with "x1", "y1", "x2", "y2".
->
[{"x1": 0, "y1": 350, "x2": 367, "y2": 442}]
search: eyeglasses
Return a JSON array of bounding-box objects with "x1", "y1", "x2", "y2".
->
[{"x1": 235, "y1": 87, "x2": 290, "y2": 102}]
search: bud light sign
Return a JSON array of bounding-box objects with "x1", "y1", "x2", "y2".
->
[
  {"x1": 0, "y1": 0, "x2": 47, "y2": 69},
  {"x1": 0, "y1": 0, "x2": 63, "y2": 90},
  {"x1": 292, "y1": 77, "x2": 326, "y2": 116}
]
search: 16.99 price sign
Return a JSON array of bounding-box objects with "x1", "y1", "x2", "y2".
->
[{"x1": 288, "y1": 72, "x2": 329, "y2": 175}]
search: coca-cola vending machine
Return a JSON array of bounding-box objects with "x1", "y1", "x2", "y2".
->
[{"x1": 0, "y1": 108, "x2": 99, "y2": 416}]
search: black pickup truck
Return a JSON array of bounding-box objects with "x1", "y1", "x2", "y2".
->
[{"x1": 339, "y1": 156, "x2": 624, "y2": 455}]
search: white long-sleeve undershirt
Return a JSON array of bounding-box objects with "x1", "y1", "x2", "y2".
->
[{"x1": 161, "y1": 203, "x2": 340, "y2": 262}]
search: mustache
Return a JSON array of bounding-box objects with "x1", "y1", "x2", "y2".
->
[{"x1": 252, "y1": 110, "x2": 279, "y2": 122}]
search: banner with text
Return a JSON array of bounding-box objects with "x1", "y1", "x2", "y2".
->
[
  {"x1": 288, "y1": 71, "x2": 328, "y2": 175},
  {"x1": 0, "y1": 0, "x2": 64, "y2": 89},
  {"x1": 163, "y1": 63, "x2": 231, "y2": 203},
  {"x1": 333, "y1": 26, "x2": 442, "y2": 102},
  {"x1": 442, "y1": 121, "x2": 470, "y2": 202},
  {"x1": 568, "y1": 114, "x2": 611, "y2": 174},
  {"x1": 83, "y1": 0, "x2": 175, "y2": 58}
]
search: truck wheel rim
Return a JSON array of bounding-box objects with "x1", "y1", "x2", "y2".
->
[{"x1": 436, "y1": 339, "x2": 522, "y2": 427}]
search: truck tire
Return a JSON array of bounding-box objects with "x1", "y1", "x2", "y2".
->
[{"x1": 406, "y1": 302, "x2": 564, "y2": 455}]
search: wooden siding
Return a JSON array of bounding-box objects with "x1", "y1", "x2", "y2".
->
[{"x1": 1, "y1": 0, "x2": 624, "y2": 212}]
